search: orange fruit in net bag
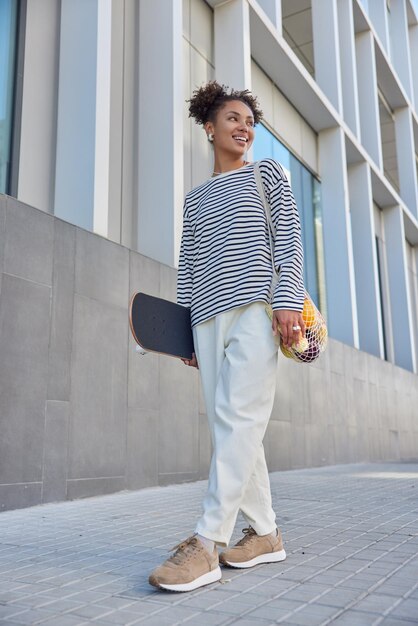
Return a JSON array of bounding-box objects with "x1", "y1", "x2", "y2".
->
[{"x1": 302, "y1": 297, "x2": 316, "y2": 328}]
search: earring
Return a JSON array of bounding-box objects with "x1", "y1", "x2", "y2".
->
[{"x1": 207, "y1": 133, "x2": 214, "y2": 142}]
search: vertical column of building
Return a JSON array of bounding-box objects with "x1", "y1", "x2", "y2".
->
[
  {"x1": 214, "y1": 0, "x2": 251, "y2": 89},
  {"x1": 336, "y1": 0, "x2": 360, "y2": 136},
  {"x1": 383, "y1": 205, "x2": 416, "y2": 372},
  {"x1": 394, "y1": 107, "x2": 418, "y2": 217},
  {"x1": 119, "y1": 0, "x2": 138, "y2": 251},
  {"x1": 311, "y1": 0, "x2": 358, "y2": 345},
  {"x1": 355, "y1": 30, "x2": 383, "y2": 169},
  {"x1": 54, "y1": 0, "x2": 99, "y2": 231},
  {"x1": 387, "y1": 0, "x2": 414, "y2": 102},
  {"x1": 367, "y1": 0, "x2": 390, "y2": 52},
  {"x1": 93, "y1": 0, "x2": 112, "y2": 239},
  {"x1": 213, "y1": 0, "x2": 252, "y2": 164},
  {"x1": 17, "y1": 0, "x2": 61, "y2": 213},
  {"x1": 348, "y1": 162, "x2": 383, "y2": 358},
  {"x1": 318, "y1": 127, "x2": 359, "y2": 347},
  {"x1": 30, "y1": 0, "x2": 132, "y2": 243},
  {"x1": 137, "y1": 0, "x2": 183, "y2": 267},
  {"x1": 92, "y1": 0, "x2": 137, "y2": 247},
  {"x1": 409, "y1": 22, "x2": 418, "y2": 109},
  {"x1": 311, "y1": 0, "x2": 343, "y2": 114}
]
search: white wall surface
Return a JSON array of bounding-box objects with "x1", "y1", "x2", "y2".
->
[
  {"x1": 251, "y1": 61, "x2": 318, "y2": 173},
  {"x1": 18, "y1": 0, "x2": 60, "y2": 213},
  {"x1": 183, "y1": 0, "x2": 214, "y2": 196},
  {"x1": 137, "y1": 0, "x2": 183, "y2": 267},
  {"x1": 54, "y1": 0, "x2": 98, "y2": 231}
]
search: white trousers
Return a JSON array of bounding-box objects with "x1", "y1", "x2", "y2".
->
[{"x1": 192, "y1": 301, "x2": 279, "y2": 547}]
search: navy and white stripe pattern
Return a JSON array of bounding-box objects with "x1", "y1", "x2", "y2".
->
[{"x1": 177, "y1": 158, "x2": 305, "y2": 327}]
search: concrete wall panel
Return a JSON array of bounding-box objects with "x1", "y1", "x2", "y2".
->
[
  {"x1": 198, "y1": 412, "x2": 211, "y2": 479},
  {"x1": 75, "y1": 229, "x2": 129, "y2": 309},
  {"x1": 66, "y1": 477, "x2": 125, "y2": 501},
  {"x1": 129, "y1": 250, "x2": 160, "y2": 298},
  {"x1": 126, "y1": 408, "x2": 158, "y2": 489},
  {"x1": 48, "y1": 220, "x2": 75, "y2": 401},
  {"x1": 158, "y1": 260, "x2": 199, "y2": 480},
  {"x1": 42, "y1": 400, "x2": 70, "y2": 503},
  {"x1": 128, "y1": 251, "x2": 160, "y2": 411},
  {"x1": 4, "y1": 198, "x2": 54, "y2": 286},
  {"x1": 0, "y1": 196, "x2": 417, "y2": 511},
  {"x1": 0, "y1": 484, "x2": 42, "y2": 512},
  {"x1": 0, "y1": 275, "x2": 50, "y2": 483},
  {"x1": 307, "y1": 364, "x2": 329, "y2": 426},
  {"x1": 158, "y1": 356, "x2": 199, "y2": 478},
  {"x1": 272, "y1": 359, "x2": 297, "y2": 422},
  {"x1": 69, "y1": 295, "x2": 128, "y2": 481},
  {"x1": 0, "y1": 195, "x2": 5, "y2": 297},
  {"x1": 265, "y1": 420, "x2": 291, "y2": 471}
]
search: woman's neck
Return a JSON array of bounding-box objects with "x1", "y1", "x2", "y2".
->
[{"x1": 212, "y1": 155, "x2": 248, "y2": 175}]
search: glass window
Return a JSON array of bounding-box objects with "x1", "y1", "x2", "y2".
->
[
  {"x1": 0, "y1": 0, "x2": 18, "y2": 194},
  {"x1": 253, "y1": 123, "x2": 326, "y2": 313}
]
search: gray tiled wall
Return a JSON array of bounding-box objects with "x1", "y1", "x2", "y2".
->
[{"x1": 0, "y1": 194, "x2": 417, "y2": 511}]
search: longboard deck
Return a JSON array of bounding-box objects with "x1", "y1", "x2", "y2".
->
[{"x1": 129, "y1": 292, "x2": 194, "y2": 360}]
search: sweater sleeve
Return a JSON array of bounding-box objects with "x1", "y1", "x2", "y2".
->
[
  {"x1": 176, "y1": 200, "x2": 194, "y2": 308},
  {"x1": 268, "y1": 166, "x2": 305, "y2": 312}
]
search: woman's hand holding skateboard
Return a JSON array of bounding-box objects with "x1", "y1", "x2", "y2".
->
[{"x1": 181, "y1": 352, "x2": 199, "y2": 369}]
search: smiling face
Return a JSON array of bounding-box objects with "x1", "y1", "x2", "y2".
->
[{"x1": 205, "y1": 99, "x2": 255, "y2": 156}]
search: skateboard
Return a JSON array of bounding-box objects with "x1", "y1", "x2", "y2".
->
[{"x1": 129, "y1": 292, "x2": 194, "y2": 360}]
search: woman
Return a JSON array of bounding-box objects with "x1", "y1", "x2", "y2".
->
[{"x1": 149, "y1": 81, "x2": 305, "y2": 592}]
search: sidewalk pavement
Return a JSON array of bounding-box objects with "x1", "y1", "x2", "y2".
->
[{"x1": 0, "y1": 463, "x2": 417, "y2": 626}]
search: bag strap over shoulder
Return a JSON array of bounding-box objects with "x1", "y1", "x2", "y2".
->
[{"x1": 254, "y1": 161, "x2": 279, "y2": 280}]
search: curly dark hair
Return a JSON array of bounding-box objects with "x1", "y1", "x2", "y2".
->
[{"x1": 187, "y1": 81, "x2": 263, "y2": 126}]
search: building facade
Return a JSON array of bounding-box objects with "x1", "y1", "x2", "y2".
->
[{"x1": 0, "y1": 0, "x2": 417, "y2": 510}]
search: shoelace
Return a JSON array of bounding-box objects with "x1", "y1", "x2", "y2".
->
[
  {"x1": 235, "y1": 526, "x2": 258, "y2": 547},
  {"x1": 167, "y1": 535, "x2": 202, "y2": 565}
]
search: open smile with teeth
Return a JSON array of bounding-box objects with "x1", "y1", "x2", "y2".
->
[{"x1": 233, "y1": 136, "x2": 248, "y2": 144}]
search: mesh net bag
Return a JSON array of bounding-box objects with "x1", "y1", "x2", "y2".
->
[{"x1": 266, "y1": 293, "x2": 328, "y2": 364}]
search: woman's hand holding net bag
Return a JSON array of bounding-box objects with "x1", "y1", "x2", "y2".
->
[{"x1": 266, "y1": 295, "x2": 328, "y2": 363}]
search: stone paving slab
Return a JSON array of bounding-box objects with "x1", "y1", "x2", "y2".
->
[{"x1": 0, "y1": 462, "x2": 417, "y2": 625}]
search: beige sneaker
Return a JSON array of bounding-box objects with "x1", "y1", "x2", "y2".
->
[
  {"x1": 149, "y1": 535, "x2": 221, "y2": 592},
  {"x1": 219, "y1": 526, "x2": 286, "y2": 568}
]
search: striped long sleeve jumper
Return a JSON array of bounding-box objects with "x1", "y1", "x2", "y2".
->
[{"x1": 177, "y1": 158, "x2": 305, "y2": 327}]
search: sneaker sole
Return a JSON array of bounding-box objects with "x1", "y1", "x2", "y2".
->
[
  {"x1": 154, "y1": 566, "x2": 222, "y2": 592},
  {"x1": 221, "y1": 548, "x2": 286, "y2": 569}
]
